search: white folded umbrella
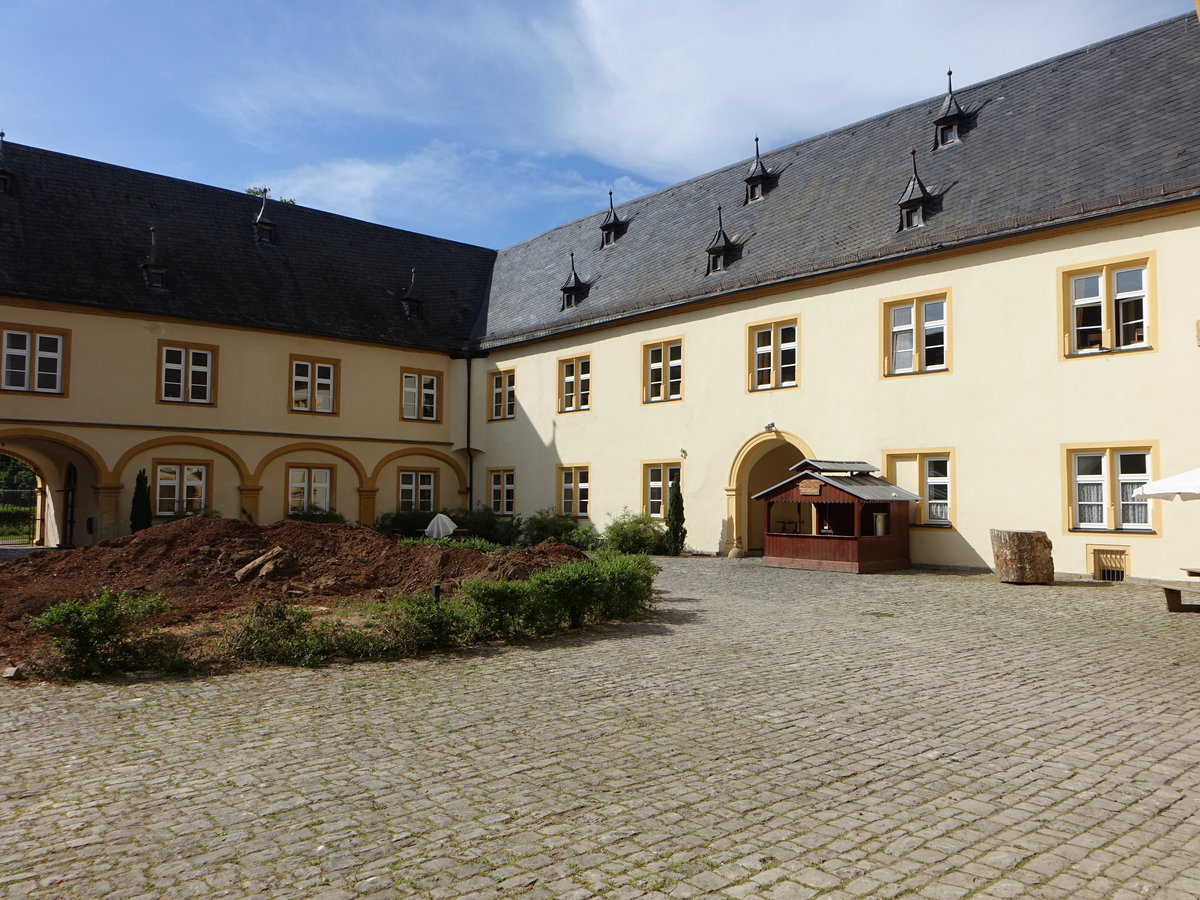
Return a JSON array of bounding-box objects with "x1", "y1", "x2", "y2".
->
[
  {"x1": 424, "y1": 513, "x2": 458, "y2": 538},
  {"x1": 1134, "y1": 467, "x2": 1200, "y2": 502}
]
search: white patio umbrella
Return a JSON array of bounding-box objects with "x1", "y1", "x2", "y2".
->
[
  {"x1": 1134, "y1": 468, "x2": 1200, "y2": 502},
  {"x1": 424, "y1": 513, "x2": 458, "y2": 538}
]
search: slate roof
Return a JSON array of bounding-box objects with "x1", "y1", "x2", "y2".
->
[
  {"x1": 0, "y1": 144, "x2": 496, "y2": 353},
  {"x1": 480, "y1": 13, "x2": 1200, "y2": 349}
]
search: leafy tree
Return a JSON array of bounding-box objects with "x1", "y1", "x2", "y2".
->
[
  {"x1": 0, "y1": 455, "x2": 36, "y2": 491},
  {"x1": 130, "y1": 469, "x2": 152, "y2": 533},
  {"x1": 245, "y1": 186, "x2": 296, "y2": 204},
  {"x1": 664, "y1": 478, "x2": 687, "y2": 556}
]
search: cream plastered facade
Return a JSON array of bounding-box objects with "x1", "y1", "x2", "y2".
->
[
  {"x1": 0, "y1": 302, "x2": 470, "y2": 544},
  {"x1": 474, "y1": 208, "x2": 1200, "y2": 581},
  {"x1": 4, "y1": 209, "x2": 1198, "y2": 580}
]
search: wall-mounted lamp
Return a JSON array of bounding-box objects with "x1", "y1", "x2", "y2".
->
[
  {"x1": 680, "y1": 448, "x2": 688, "y2": 459},
  {"x1": 764, "y1": 422, "x2": 776, "y2": 432}
]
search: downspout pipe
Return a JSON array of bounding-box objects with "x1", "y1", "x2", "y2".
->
[{"x1": 464, "y1": 348, "x2": 474, "y2": 509}]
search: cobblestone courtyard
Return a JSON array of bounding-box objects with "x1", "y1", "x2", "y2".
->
[{"x1": 5, "y1": 559, "x2": 1200, "y2": 899}]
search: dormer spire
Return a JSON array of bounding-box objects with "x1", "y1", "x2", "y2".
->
[
  {"x1": 934, "y1": 69, "x2": 965, "y2": 146},
  {"x1": 897, "y1": 149, "x2": 932, "y2": 230},
  {"x1": 560, "y1": 251, "x2": 589, "y2": 309},
  {"x1": 600, "y1": 190, "x2": 627, "y2": 246},
  {"x1": 707, "y1": 206, "x2": 736, "y2": 272},
  {"x1": 744, "y1": 135, "x2": 770, "y2": 202},
  {"x1": 147, "y1": 226, "x2": 158, "y2": 265}
]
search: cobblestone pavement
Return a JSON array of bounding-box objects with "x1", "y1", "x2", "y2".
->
[{"x1": 6, "y1": 560, "x2": 1200, "y2": 900}]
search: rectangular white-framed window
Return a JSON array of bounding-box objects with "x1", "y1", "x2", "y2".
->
[
  {"x1": 489, "y1": 468, "x2": 516, "y2": 516},
  {"x1": 644, "y1": 340, "x2": 683, "y2": 403},
  {"x1": 290, "y1": 356, "x2": 338, "y2": 414},
  {"x1": 288, "y1": 465, "x2": 334, "y2": 514},
  {"x1": 749, "y1": 319, "x2": 797, "y2": 391},
  {"x1": 559, "y1": 356, "x2": 591, "y2": 412},
  {"x1": 401, "y1": 369, "x2": 441, "y2": 422},
  {"x1": 154, "y1": 461, "x2": 209, "y2": 517},
  {"x1": 398, "y1": 469, "x2": 437, "y2": 512},
  {"x1": 643, "y1": 462, "x2": 682, "y2": 518},
  {"x1": 883, "y1": 449, "x2": 955, "y2": 527},
  {"x1": 923, "y1": 457, "x2": 950, "y2": 524},
  {"x1": 2, "y1": 326, "x2": 68, "y2": 395},
  {"x1": 159, "y1": 341, "x2": 215, "y2": 404},
  {"x1": 882, "y1": 294, "x2": 949, "y2": 376},
  {"x1": 1069, "y1": 447, "x2": 1154, "y2": 532},
  {"x1": 559, "y1": 465, "x2": 589, "y2": 517},
  {"x1": 1062, "y1": 258, "x2": 1151, "y2": 357},
  {"x1": 489, "y1": 370, "x2": 516, "y2": 421}
]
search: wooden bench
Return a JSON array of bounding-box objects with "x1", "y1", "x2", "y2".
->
[{"x1": 1156, "y1": 582, "x2": 1200, "y2": 613}]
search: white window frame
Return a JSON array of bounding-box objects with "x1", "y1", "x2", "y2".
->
[
  {"x1": 288, "y1": 466, "x2": 333, "y2": 514},
  {"x1": 750, "y1": 321, "x2": 797, "y2": 391},
  {"x1": 1071, "y1": 449, "x2": 1153, "y2": 532},
  {"x1": 490, "y1": 469, "x2": 515, "y2": 516},
  {"x1": 398, "y1": 470, "x2": 436, "y2": 512},
  {"x1": 402, "y1": 371, "x2": 440, "y2": 421},
  {"x1": 490, "y1": 370, "x2": 515, "y2": 420},
  {"x1": 645, "y1": 463, "x2": 682, "y2": 518},
  {"x1": 560, "y1": 466, "x2": 589, "y2": 517},
  {"x1": 559, "y1": 356, "x2": 590, "y2": 412},
  {"x1": 885, "y1": 297, "x2": 948, "y2": 376},
  {"x1": 923, "y1": 457, "x2": 950, "y2": 524},
  {"x1": 155, "y1": 463, "x2": 208, "y2": 517},
  {"x1": 291, "y1": 358, "x2": 336, "y2": 413},
  {"x1": 160, "y1": 345, "x2": 213, "y2": 404},
  {"x1": 3, "y1": 328, "x2": 65, "y2": 394},
  {"x1": 1067, "y1": 263, "x2": 1149, "y2": 356},
  {"x1": 645, "y1": 340, "x2": 683, "y2": 402}
]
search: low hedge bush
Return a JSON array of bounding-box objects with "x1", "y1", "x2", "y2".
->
[{"x1": 29, "y1": 589, "x2": 190, "y2": 677}]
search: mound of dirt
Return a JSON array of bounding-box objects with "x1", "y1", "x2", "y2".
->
[{"x1": 0, "y1": 518, "x2": 589, "y2": 662}]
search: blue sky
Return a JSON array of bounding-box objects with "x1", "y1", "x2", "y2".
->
[{"x1": 3, "y1": 0, "x2": 1191, "y2": 249}]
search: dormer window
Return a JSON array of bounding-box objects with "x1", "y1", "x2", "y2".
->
[
  {"x1": 744, "y1": 137, "x2": 771, "y2": 204},
  {"x1": 599, "y1": 191, "x2": 626, "y2": 248},
  {"x1": 403, "y1": 298, "x2": 423, "y2": 319},
  {"x1": 560, "y1": 252, "x2": 589, "y2": 310},
  {"x1": 706, "y1": 206, "x2": 737, "y2": 274},
  {"x1": 144, "y1": 266, "x2": 168, "y2": 290},
  {"x1": 896, "y1": 150, "x2": 932, "y2": 233},
  {"x1": 255, "y1": 221, "x2": 277, "y2": 244},
  {"x1": 0, "y1": 171, "x2": 10, "y2": 195},
  {"x1": 933, "y1": 70, "x2": 965, "y2": 149}
]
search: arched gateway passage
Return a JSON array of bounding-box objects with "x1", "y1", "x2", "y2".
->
[
  {"x1": 725, "y1": 430, "x2": 811, "y2": 556},
  {"x1": 0, "y1": 431, "x2": 106, "y2": 547}
]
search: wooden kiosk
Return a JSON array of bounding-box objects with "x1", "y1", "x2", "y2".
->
[{"x1": 751, "y1": 459, "x2": 920, "y2": 573}]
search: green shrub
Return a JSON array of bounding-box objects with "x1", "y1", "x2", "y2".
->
[
  {"x1": 374, "y1": 508, "x2": 436, "y2": 537},
  {"x1": 527, "y1": 560, "x2": 603, "y2": 631},
  {"x1": 593, "y1": 550, "x2": 659, "y2": 619},
  {"x1": 287, "y1": 506, "x2": 347, "y2": 524},
  {"x1": 457, "y1": 578, "x2": 530, "y2": 638},
  {"x1": 445, "y1": 506, "x2": 523, "y2": 546},
  {"x1": 602, "y1": 509, "x2": 665, "y2": 554},
  {"x1": 663, "y1": 478, "x2": 686, "y2": 557},
  {"x1": 566, "y1": 524, "x2": 600, "y2": 550},
  {"x1": 520, "y1": 507, "x2": 582, "y2": 546},
  {"x1": 130, "y1": 469, "x2": 152, "y2": 533},
  {"x1": 29, "y1": 589, "x2": 189, "y2": 677},
  {"x1": 366, "y1": 594, "x2": 471, "y2": 655},
  {"x1": 394, "y1": 535, "x2": 502, "y2": 553},
  {"x1": 226, "y1": 599, "x2": 329, "y2": 666}
]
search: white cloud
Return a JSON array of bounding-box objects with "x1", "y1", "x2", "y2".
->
[
  {"x1": 540, "y1": 0, "x2": 1191, "y2": 181},
  {"x1": 259, "y1": 141, "x2": 654, "y2": 245}
]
